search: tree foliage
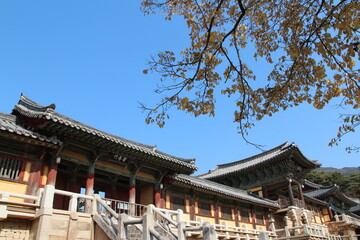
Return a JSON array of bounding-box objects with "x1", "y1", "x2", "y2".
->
[
  {"x1": 140, "y1": 0, "x2": 360, "y2": 148},
  {"x1": 306, "y1": 170, "x2": 360, "y2": 198}
]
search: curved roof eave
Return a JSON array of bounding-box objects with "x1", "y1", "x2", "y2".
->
[
  {"x1": 198, "y1": 142, "x2": 319, "y2": 180},
  {"x1": 12, "y1": 95, "x2": 197, "y2": 172},
  {"x1": 173, "y1": 174, "x2": 279, "y2": 209}
]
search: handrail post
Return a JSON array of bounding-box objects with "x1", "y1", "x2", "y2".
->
[
  {"x1": 117, "y1": 213, "x2": 128, "y2": 240},
  {"x1": 303, "y1": 224, "x2": 309, "y2": 236},
  {"x1": 35, "y1": 188, "x2": 44, "y2": 206},
  {"x1": 202, "y1": 222, "x2": 217, "y2": 240},
  {"x1": 40, "y1": 185, "x2": 55, "y2": 214},
  {"x1": 92, "y1": 194, "x2": 98, "y2": 215},
  {"x1": 142, "y1": 212, "x2": 155, "y2": 240},
  {"x1": 0, "y1": 192, "x2": 9, "y2": 219},
  {"x1": 284, "y1": 226, "x2": 290, "y2": 239},
  {"x1": 177, "y1": 209, "x2": 186, "y2": 240},
  {"x1": 68, "y1": 195, "x2": 78, "y2": 212}
]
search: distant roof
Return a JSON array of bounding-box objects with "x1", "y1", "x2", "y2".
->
[
  {"x1": 198, "y1": 142, "x2": 319, "y2": 180},
  {"x1": 173, "y1": 174, "x2": 279, "y2": 208},
  {"x1": 12, "y1": 94, "x2": 197, "y2": 172},
  {"x1": 303, "y1": 180, "x2": 358, "y2": 207},
  {"x1": 0, "y1": 112, "x2": 61, "y2": 146}
]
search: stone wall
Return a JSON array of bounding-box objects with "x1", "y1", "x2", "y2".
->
[
  {"x1": 0, "y1": 218, "x2": 31, "y2": 240},
  {"x1": 35, "y1": 210, "x2": 93, "y2": 240}
]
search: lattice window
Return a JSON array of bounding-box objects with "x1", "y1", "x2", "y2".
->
[
  {"x1": 240, "y1": 210, "x2": 250, "y2": 222},
  {"x1": 256, "y1": 214, "x2": 265, "y2": 225},
  {"x1": 221, "y1": 206, "x2": 232, "y2": 220},
  {"x1": 171, "y1": 196, "x2": 186, "y2": 212},
  {"x1": 0, "y1": 156, "x2": 22, "y2": 180},
  {"x1": 199, "y1": 202, "x2": 211, "y2": 216}
]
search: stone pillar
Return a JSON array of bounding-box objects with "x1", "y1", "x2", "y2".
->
[{"x1": 288, "y1": 179, "x2": 295, "y2": 206}]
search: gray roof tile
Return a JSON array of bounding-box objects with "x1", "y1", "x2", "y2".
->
[
  {"x1": 0, "y1": 112, "x2": 61, "y2": 146},
  {"x1": 12, "y1": 95, "x2": 197, "y2": 171},
  {"x1": 198, "y1": 142, "x2": 319, "y2": 179},
  {"x1": 173, "y1": 174, "x2": 279, "y2": 208}
]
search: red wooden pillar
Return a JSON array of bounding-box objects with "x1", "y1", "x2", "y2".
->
[
  {"x1": 328, "y1": 207, "x2": 334, "y2": 221},
  {"x1": 297, "y1": 182, "x2": 305, "y2": 206},
  {"x1": 288, "y1": 179, "x2": 295, "y2": 206},
  {"x1": 85, "y1": 164, "x2": 95, "y2": 196},
  {"x1": 214, "y1": 197, "x2": 219, "y2": 224},
  {"x1": 262, "y1": 185, "x2": 269, "y2": 198},
  {"x1": 234, "y1": 203, "x2": 240, "y2": 227},
  {"x1": 46, "y1": 158, "x2": 59, "y2": 186},
  {"x1": 85, "y1": 162, "x2": 95, "y2": 213},
  {"x1": 189, "y1": 190, "x2": 196, "y2": 221},
  {"x1": 27, "y1": 161, "x2": 42, "y2": 196},
  {"x1": 129, "y1": 173, "x2": 136, "y2": 204},
  {"x1": 154, "y1": 183, "x2": 161, "y2": 208}
]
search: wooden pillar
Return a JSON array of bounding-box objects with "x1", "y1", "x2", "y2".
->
[
  {"x1": 85, "y1": 163, "x2": 95, "y2": 196},
  {"x1": 288, "y1": 179, "x2": 295, "y2": 206},
  {"x1": 262, "y1": 185, "x2": 268, "y2": 199},
  {"x1": 328, "y1": 207, "x2": 334, "y2": 221},
  {"x1": 251, "y1": 206, "x2": 257, "y2": 229},
  {"x1": 129, "y1": 172, "x2": 136, "y2": 204},
  {"x1": 154, "y1": 173, "x2": 164, "y2": 208},
  {"x1": 27, "y1": 161, "x2": 42, "y2": 196},
  {"x1": 154, "y1": 183, "x2": 161, "y2": 208},
  {"x1": 188, "y1": 190, "x2": 196, "y2": 221},
  {"x1": 85, "y1": 161, "x2": 95, "y2": 213},
  {"x1": 234, "y1": 203, "x2": 240, "y2": 227},
  {"x1": 46, "y1": 157, "x2": 59, "y2": 186},
  {"x1": 297, "y1": 182, "x2": 305, "y2": 205},
  {"x1": 214, "y1": 197, "x2": 219, "y2": 224}
]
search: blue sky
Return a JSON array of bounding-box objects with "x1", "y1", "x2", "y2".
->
[{"x1": 0, "y1": 1, "x2": 358, "y2": 174}]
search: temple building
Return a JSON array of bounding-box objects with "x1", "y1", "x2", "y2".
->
[{"x1": 0, "y1": 94, "x2": 359, "y2": 240}]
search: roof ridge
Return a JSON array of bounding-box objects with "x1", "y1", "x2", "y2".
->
[
  {"x1": 12, "y1": 94, "x2": 197, "y2": 170},
  {"x1": 216, "y1": 142, "x2": 292, "y2": 169}
]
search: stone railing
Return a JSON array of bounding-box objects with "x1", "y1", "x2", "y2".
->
[
  {"x1": 0, "y1": 189, "x2": 42, "y2": 219},
  {"x1": 275, "y1": 224, "x2": 328, "y2": 240},
  {"x1": 334, "y1": 214, "x2": 360, "y2": 227},
  {"x1": 103, "y1": 197, "x2": 147, "y2": 217},
  {"x1": 278, "y1": 198, "x2": 305, "y2": 209}
]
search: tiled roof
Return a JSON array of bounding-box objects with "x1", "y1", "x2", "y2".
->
[
  {"x1": 198, "y1": 142, "x2": 319, "y2": 179},
  {"x1": 0, "y1": 112, "x2": 61, "y2": 146},
  {"x1": 303, "y1": 179, "x2": 326, "y2": 189},
  {"x1": 304, "y1": 185, "x2": 358, "y2": 207},
  {"x1": 304, "y1": 185, "x2": 337, "y2": 198},
  {"x1": 12, "y1": 94, "x2": 197, "y2": 171},
  {"x1": 173, "y1": 174, "x2": 279, "y2": 208}
]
